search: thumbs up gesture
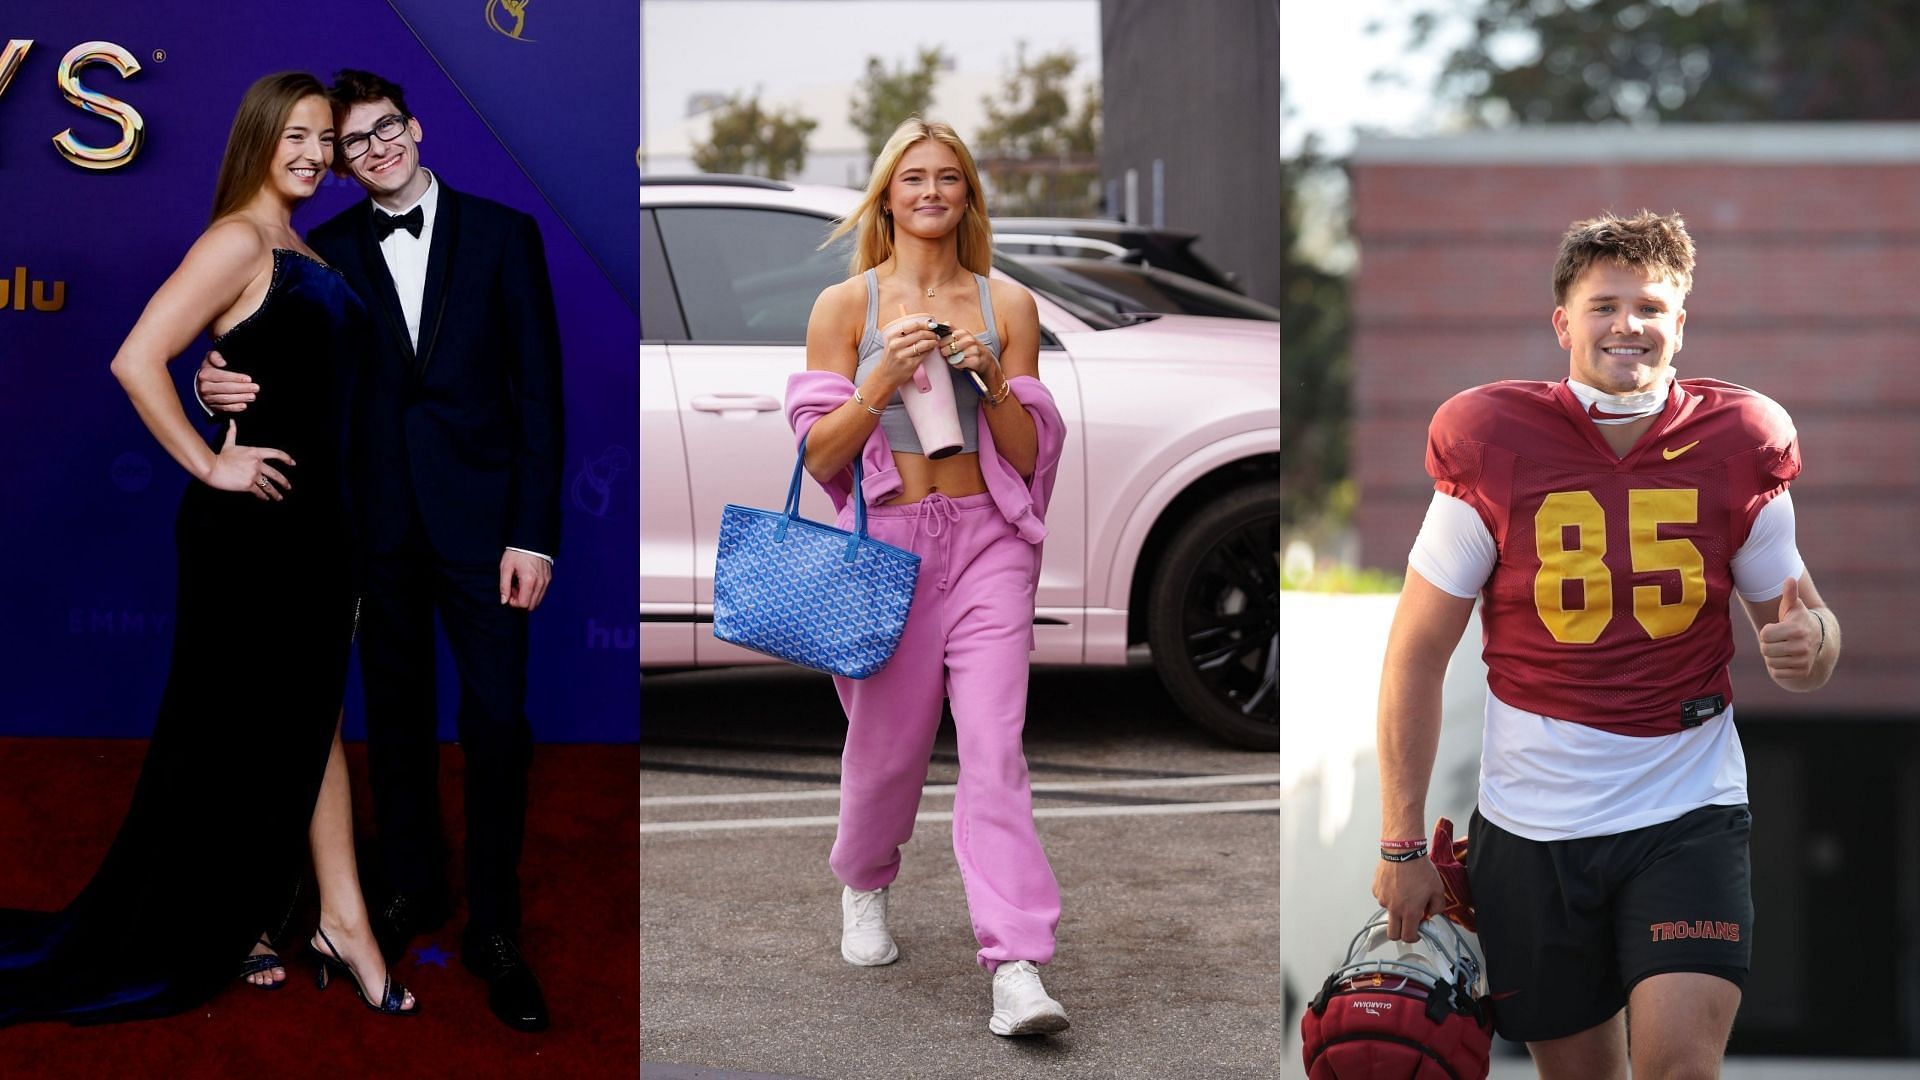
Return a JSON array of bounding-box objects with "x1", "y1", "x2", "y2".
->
[{"x1": 1758, "y1": 576, "x2": 1822, "y2": 683}]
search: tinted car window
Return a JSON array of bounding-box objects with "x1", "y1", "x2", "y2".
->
[
  {"x1": 1030, "y1": 258, "x2": 1279, "y2": 322},
  {"x1": 990, "y1": 253, "x2": 1123, "y2": 332},
  {"x1": 640, "y1": 210, "x2": 687, "y2": 341},
  {"x1": 1021, "y1": 261, "x2": 1147, "y2": 317},
  {"x1": 653, "y1": 207, "x2": 850, "y2": 344}
]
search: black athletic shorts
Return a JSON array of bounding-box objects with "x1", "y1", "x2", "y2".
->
[{"x1": 1465, "y1": 803, "x2": 1753, "y2": 1043}]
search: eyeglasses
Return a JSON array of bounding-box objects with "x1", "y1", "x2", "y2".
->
[{"x1": 340, "y1": 114, "x2": 411, "y2": 161}]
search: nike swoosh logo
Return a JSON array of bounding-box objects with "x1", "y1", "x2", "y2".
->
[{"x1": 1663, "y1": 440, "x2": 1700, "y2": 460}]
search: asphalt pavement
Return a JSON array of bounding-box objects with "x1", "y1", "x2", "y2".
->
[{"x1": 640, "y1": 664, "x2": 1281, "y2": 1080}]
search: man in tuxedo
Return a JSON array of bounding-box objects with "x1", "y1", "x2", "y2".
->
[{"x1": 199, "y1": 68, "x2": 563, "y2": 1032}]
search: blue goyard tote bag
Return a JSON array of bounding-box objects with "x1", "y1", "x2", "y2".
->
[{"x1": 712, "y1": 440, "x2": 920, "y2": 678}]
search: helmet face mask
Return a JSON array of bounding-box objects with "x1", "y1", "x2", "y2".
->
[
  {"x1": 1301, "y1": 909, "x2": 1496, "y2": 1080},
  {"x1": 1336, "y1": 909, "x2": 1487, "y2": 1002}
]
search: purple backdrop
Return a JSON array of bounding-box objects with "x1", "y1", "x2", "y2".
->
[{"x1": 1, "y1": 1, "x2": 637, "y2": 741}]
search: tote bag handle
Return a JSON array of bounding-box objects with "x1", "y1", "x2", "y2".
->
[{"x1": 779, "y1": 434, "x2": 867, "y2": 562}]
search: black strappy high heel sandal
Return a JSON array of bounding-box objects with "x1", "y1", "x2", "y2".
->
[
  {"x1": 241, "y1": 877, "x2": 302, "y2": 990},
  {"x1": 238, "y1": 934, "x2": 286, "y2": 990},
  {"x1": 310, "y1": 925, "x2": 417, "y2": 1015}
]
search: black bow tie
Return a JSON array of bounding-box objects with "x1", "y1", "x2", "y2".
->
[{"x1": 374, "y1": 206, "x2": 424, "y2": 240}]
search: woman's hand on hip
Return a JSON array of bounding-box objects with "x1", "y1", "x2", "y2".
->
[{"x1": 204, "y1": 421, "x2": 294, "y2": 501}]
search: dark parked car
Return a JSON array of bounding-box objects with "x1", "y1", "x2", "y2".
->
[
  {"x1": 1012, "y1": 254, "x2": 1279, "y2": 322},
  {"x1": 991, "y1": 218, "x2": 1242, "y2": 294}
]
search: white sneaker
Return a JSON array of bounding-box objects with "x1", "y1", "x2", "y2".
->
[
  {"x1": 840, "y1": 886, "x2": 899, "y2": 966},
  {"x1": 987, "y1": 960, "x2": 1070, "y2": 1036}
]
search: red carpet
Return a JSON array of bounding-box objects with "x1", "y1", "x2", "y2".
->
[{"x1": 0, "y1": 739, "x2": 637, "y2": 1078}]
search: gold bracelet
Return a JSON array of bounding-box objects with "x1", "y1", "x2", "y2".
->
[
  {"x1": 852, "y1": 387, "x2": 884, "y2": 416},
  {"x1": 985, "y1": 379, "x2": 1013, "y2": 406}
]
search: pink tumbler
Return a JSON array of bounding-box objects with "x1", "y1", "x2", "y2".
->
[{"x1": 881, "y1": 315, "x2": 965, "y2": 459}]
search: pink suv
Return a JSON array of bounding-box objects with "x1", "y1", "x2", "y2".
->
[{"x1": 640, "y1": 176, "x2": 1278, "y2": 748}]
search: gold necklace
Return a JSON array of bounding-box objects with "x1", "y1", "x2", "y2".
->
[{"x1": 922, "y1": 267, "x2": 963, "y2": 299}]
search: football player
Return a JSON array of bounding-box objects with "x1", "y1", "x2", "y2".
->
[{"x1": 1371, "y1": 210, "x2": 1840, "y2": 1079}]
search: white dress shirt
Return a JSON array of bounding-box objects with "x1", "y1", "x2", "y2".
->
[{"x1": 374, "y1": 170, "x2": 438, "y2": 350}]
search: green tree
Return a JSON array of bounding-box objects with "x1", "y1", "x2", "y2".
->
[
  {"x1": 977, "y1": 41, "x2": 1100, "y2": 157},
  {"x1": 1415, "y1": 0, "x2": 1920, "y2": 126},
  {"x1": 974, "y1": 42, "x2": 1101, "y2": 216},
  {"x1": 1279, "y1": 120, "x2": 1351, "y2": 530},
  {"x1": 850, "y1": 47, "x2": 949, "y2": 160},
  {"x1": 691, "y1": 92, "x2": 818, "y2": 180}
]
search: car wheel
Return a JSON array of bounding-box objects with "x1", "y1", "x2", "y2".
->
[{"x1": 1147, "y1": 484, "x2": 1279, "y2": 749}]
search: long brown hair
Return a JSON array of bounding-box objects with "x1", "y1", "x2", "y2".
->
[
  {"x1": 823, "y1": 118, "x2": 993, "y2": 277},
  {"x1": 209, "y1": 72, "x2": 328, "y2": 223}
]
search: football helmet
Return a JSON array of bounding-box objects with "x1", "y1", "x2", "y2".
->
[{"x1": 1300, "y1": 819, "x2": 1493, "y2": 1078}]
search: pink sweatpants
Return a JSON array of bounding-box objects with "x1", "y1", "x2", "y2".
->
[{"x1": 829, "y1": 491, "x2": 1061, "y2": 970}]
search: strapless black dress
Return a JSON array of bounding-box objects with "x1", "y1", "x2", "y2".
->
[{"x1": 0, "y1": 250, "x2": 368, "y2": 1025}]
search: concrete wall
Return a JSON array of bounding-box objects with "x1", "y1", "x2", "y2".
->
[
  {"x1": 1348, "y1": 125, "x2": 1920, "y2": 716},
  {"x1": 1101, "y1": 0, "x2": 1281, "y2": 304}
]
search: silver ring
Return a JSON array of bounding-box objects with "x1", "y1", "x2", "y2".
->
[{"x1": 257, "y1": 477, "x2": 272, "y2": 490}]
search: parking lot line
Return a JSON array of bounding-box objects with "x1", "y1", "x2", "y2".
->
[
  {"x1": 641, "y1": 797, "x2": 1282, "y2": 833},
  {"x1": 640, "y1": 771, "x2": 1280, "y2": 808}
]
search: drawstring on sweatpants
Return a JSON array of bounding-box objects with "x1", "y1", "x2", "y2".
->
[{"x1": 911, "y1": 493, "x2": 963, "y2": 590}]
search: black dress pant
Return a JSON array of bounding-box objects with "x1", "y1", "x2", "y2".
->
[{"x1": 359, "y1": 519, "x2": 532, "y2": 936}]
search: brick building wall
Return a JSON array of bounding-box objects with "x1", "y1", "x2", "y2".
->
[{"x1": 1349, "y1": 126, "x2": 1920, "y2": 716}]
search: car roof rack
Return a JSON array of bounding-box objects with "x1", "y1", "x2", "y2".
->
[{"x1": 640, "y1": 174, "x2": 795, "y2": 190}]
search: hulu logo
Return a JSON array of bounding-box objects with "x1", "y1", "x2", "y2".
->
[{"x1": 1, "y1": 267, "x2": 64, "y2": 311}]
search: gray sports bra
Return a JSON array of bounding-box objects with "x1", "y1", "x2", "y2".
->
[{"x1": 852, "y1": 268, "x2": 998, "y2": 455}]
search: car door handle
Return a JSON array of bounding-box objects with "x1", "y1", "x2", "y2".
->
[{"x1": 690, "y1": 394, "x2": 782, "y2": 414}]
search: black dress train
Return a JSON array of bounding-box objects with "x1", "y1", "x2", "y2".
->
[{"x1": 0, "y1": 250, "x2": 367, "y2": 1025}]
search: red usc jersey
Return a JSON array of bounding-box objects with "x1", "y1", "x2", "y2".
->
[{"x1": 1426, "y1": 378, "x2": 1799, "y2": 737}]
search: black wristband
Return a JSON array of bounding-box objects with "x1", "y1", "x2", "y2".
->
[{"x1": 1380, "y1": 847, "x2": 1428, "y2": 863}]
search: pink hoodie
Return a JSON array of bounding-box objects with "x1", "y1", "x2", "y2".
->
[{"x1": 784, "y1": 369, "x2": 1066, "y2": 545}]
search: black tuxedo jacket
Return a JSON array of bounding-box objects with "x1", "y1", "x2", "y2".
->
[{"x1": 310, "y1": 180, "x2": 564, "y2": 565}]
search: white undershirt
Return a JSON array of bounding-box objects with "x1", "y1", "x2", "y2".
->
[{"x1": 1408, "y1": 490, "x2": 1803, "y2": 839}]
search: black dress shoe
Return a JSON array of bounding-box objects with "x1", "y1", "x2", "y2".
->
[
  {"x1": 462, "y1": 931, "x2": 550, "y2": 1033},
  {"x1": 375, "y1": 892, "x2": 448, "y2": 958}
]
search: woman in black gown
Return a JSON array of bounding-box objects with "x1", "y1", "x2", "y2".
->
[{"x1": 0, "y1": 72, "x2": 414, "y2": 1023}]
